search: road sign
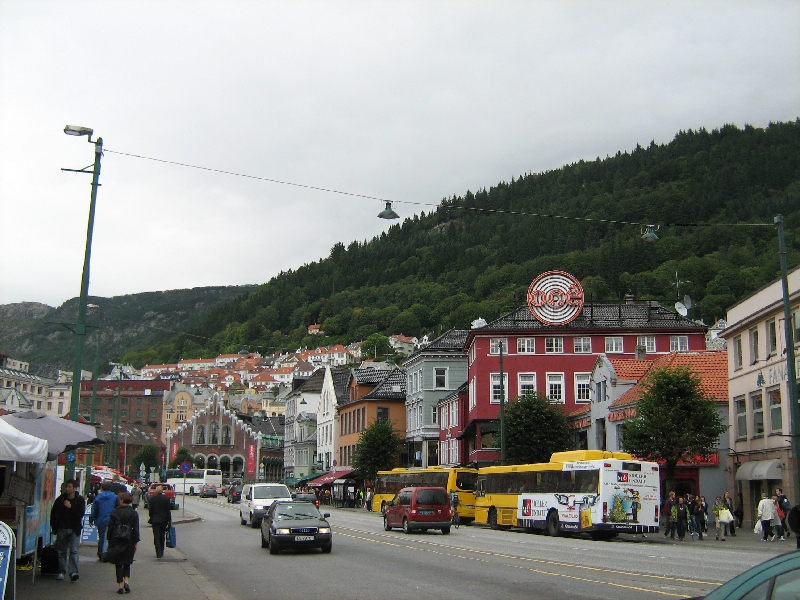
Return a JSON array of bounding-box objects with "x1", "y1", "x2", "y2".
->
[{"x1": 179, "y1": 461, "x2": 192, "y2": 474}]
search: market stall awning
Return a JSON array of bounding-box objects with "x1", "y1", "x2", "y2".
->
[
  {"x1": 0, "y1": 418, "x2": 48, "y2": 462},
  {"x1": 307, "y1": 469, "x2": 355, "y2": 487},
  {"x1": 1, "y1": 411, "x2": 105, "y2": 460},
  {"x1": 735, "y1": 459, "x2": 784, "y2": 481}
]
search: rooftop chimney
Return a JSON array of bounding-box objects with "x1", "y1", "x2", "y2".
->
[
  {"x1": 625, "y1": 291, "x2": 635, "y2": 305},
  {"x1": 635, "y1": 345, "x2": 647, "y2": 360}
]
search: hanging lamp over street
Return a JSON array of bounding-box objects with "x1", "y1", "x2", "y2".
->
[
  {"x1": 377, "y1": 201, "x2": 400, "y2": 219},
  {"x1": 640, "y1": 225, "x2": 659, "y2": 242}
]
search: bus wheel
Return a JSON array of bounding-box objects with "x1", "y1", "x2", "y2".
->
[
  {"x1": 546, "y1": 511, "x2": 560, "y2": 537},
  {"x1": 489, "y1": 508, "x2": 499, "y2": 529}
]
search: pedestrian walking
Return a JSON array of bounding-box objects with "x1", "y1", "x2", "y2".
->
[
  {"x1": 147, "y1": 485, "x2": 172, "y2": 559},
  {"x1": 106, "y1": 491, "x2": 140, "y2": 594},
  {"x1": 690, "y1": 497, "x2": 706, "y2": 540},
  {"x1": 722, "y1": 491, "x2": 736, "y2": 536},
  {"x1": 49, "y1": 478, "x2": 86, "y2": 582},
  {"x1": 757, "y1": 492, "x2": 778, "y2": 541},
  {"x1": 776, "y1": 488, "x2": 791, "y2": 540},
  {"x1": 130, "y1": 484, "x2": 142, "y2": 510},
  {"x1": 712, "y1": 496, "x2": 727, "y2": 541},
  {"x1": 110, "y1": 475, "x2": 128, "y2": 495},
  {"x1": 699, "y1": 496, "x2": 709, "y2": 534},
  {"x1": 673, "y1": 496, "x2": 689, "y2": 541},
  {"x1": 663, "y1": 491, "x2": 677, "y2": 539},
  {"x1": 686, "y1": 494, "x2": 697, "y2": 538},
  {"x1": 90, "y1": 480, "x2": 120, "y2": 560}
]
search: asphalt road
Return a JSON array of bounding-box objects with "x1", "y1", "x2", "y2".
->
[{"x1": 176, "y1": 495, "x2": 790, "y2": 600}]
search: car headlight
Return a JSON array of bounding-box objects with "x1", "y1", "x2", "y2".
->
[
  {"x1": 276, "y1": 528, "x2": 291, "y2": 535},
  {"x1": 317, "y1": 527, "x2": 331, "y2": 534}
]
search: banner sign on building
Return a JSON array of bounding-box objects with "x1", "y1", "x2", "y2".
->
[
  {"x1": 247, "y1": 443, "x2": 256, "y2": 476},
  {"x1": 527, "y1": 271, "x2": 585, "y2": 326}
]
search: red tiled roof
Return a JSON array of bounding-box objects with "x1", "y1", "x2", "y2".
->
[
  {"x1": 610, "y1": 351, "x2": 728, "y2": 410},
  {"x1": 565, "y1": 404, "x2": 591, "y2": 418},
  {"x1": 608, "y1": 357, "x2": 653, "y2": 381}
]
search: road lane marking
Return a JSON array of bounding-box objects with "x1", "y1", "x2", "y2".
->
[
  {"x1": 337, "y1": 531, "x2": 695, "y2": 598},
  {"x1": 337, "y1": 526, "x2": 720, "y2": 587}
]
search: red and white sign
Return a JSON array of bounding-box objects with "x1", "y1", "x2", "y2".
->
[
  {"x1": 246, "y1": 443, "x2": 256, "y2": 476},
  {"x1": 527, "y1": 270, "x2": 585, "y2": 326}
]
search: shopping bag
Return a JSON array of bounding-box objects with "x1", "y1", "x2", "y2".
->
[
  {"x1": 719, "y1": 509, "x2": 734, "y2": 524},
  {"x1": 166, "y1": 525, "x2": 177, "y2": 548},
  {"x1": 754, "y1": 520, "x2": 763, "y2": 534}
]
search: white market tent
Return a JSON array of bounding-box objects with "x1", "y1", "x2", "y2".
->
[{"x1": 0, "y1": 418, "x2": 48, "y2": 463}]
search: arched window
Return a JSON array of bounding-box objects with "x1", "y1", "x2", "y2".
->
[
  {"x1": 136, "y1": 409, "x2": 142, "y2": 418},
  {"x1": 221, "y1": 426, "x2": 231, "y2": 445},
  {"x1": 196, "y1": 425, "x2": 205, "y2": 444},
  {"x1": 120, "y1": 409, "x2": 128, "y2": 418},
  {"x1": 210, "y1": 422, "x2": 220, "y2": 445}
]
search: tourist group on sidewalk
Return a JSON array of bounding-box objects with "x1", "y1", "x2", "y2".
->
[{"x1": 662, "y1": 487, "x2": 793, "y2": 543}]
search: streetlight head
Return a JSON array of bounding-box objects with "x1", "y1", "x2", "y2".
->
[
  {"x1": 377, "y1": 201, "x2": 400, "y2": 220},
  {"x1": 64, "y1": 125, "x2": 93, "y2": 137},
  {"x1": 641, "y1": 225, "x2": 659, "y2": 242}
]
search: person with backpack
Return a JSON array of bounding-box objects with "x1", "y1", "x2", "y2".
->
[
  {"x1": 49, "y1": 478, "x2": 86, "y2": 582},
  {"x1": 105, "y1": 491, "x2": 140, "y2": 594},
  {"x1": 90, "y1": 480, "x2": 120, "y2": 561},
  {"x1": 776, "y1": 488, "x2": 791, "y2": 540}
]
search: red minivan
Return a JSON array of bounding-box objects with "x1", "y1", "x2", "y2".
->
[{"x1": 383, "y1": 487, "x2": 452, "y2": 534}]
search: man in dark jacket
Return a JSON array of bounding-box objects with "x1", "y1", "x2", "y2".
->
[
  {"x1": 50, "y1": 479, "x2": 86, "y2": 581},
  {"x1": 90, "y1": 480, "x2": 119, "y2": 560},
  {"x1": 147, "y1": 485, "x2": 172, "y2": 559}
]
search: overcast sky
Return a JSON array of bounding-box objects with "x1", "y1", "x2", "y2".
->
[{"x1": 1, "y1": 1, "x2": 798, "y2": 308}]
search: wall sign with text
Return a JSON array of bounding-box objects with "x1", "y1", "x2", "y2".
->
[{"x1": 527, "y1": 271, "x2": 585, "y2": 326}]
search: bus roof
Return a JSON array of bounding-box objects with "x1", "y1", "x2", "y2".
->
[
  {"x1": 478, "y1": 463, "x2": 563, "y2": 474},
  {"x1": 377, "y1": 467, "x2": 477, "y2": 475},
  {"x1": 550, "y1": 450, "x2": 633, "y2": 462}
]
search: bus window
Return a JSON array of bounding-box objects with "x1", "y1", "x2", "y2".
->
[{"x1": 455, "y1": 471, "x2": 477, "y2": 491}]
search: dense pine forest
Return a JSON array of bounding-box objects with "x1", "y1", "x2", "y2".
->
[{"x1": 122, "y1": 121, "x2": 800, "y2": 367}]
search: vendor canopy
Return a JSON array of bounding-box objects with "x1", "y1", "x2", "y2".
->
[
  {"x1": 0, "y1": 411, "x2": 104, "y2": 461},
  {"x1": 0, "y1": 418, "x2": 48, "y2": 462}
]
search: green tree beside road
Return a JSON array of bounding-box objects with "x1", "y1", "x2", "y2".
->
[
  {"x1": 353, "y1": 418, "x2": 404, "y2": 484},
  {"x1": 620, "y1": 367, "x2": 727, "y2": 495},
  {"x1": 504, "y1": 392, "x2": 570, "y2": 465},
  {"x1": 169, "y1": 446, "x2": 195, "y2": 469}
]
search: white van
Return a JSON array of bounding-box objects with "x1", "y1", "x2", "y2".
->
[{"x1": 240, "y1": 483, "x2": 292, "y2": 528}]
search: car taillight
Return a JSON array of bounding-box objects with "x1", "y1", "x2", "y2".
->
[
  {"x1": 603, "y1": 501, "x2": 608, "y2": 523},
  {"x1": 655, "y1": 506, "x2": 659, "y2": 520}
]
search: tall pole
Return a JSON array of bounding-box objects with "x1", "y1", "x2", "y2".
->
[
  {"x1": 66, "y1": 135, "x2": 102, "y2": 481},
  {"x1": 776, "y1": 215, "x2": 800, "y2": 508},
  {"x1": 499, "y1": 342, "x2": 506, "y2": 465},
  {"x1": 84, "y1": 312, "x2": 104, "y2": 496}
]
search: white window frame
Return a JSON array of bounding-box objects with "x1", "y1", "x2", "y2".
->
[
  {"x1": 768, "y1": 386, "x2": 782, "y2": 434},
  {"x1": 518, "y1": 373, "x2": 536, "y2": 396},
  {"x1": 545, "y1": 337, "x2": 564, "y2": 353},
  {"x1": 431, "y1": 406, "x2": 438, "y2": 425},
  {"x1": 489, "y1": 338, "x2": 509, "y2": 355},
  {"x1": 749, "y1": 327, "x2": 760, "y2": 364},
  {"x1": 440, "y1": 440, "x2": 449, "y2": 464},
  {"x1": 751, "y1": 390, "x2": 764, "y2": 437},
  {"x1": 546, "y1": 373, "x2": 565, "y2": 403},
  {"x1": 517, "y1": 338, "x2": 535, "y2": 354},
  {"x1": 573, "y1": 337, "x2": 592, "y2": 353},
  {"x1": 450, "y1": 401, "x2": 458, "y2": 427},
  {"x1": 449, "y1": 438, "x2": 458, "y2": 464},
  {"x1": 733, "y1": 336, "x2": 743, "y2": 370},
  {"x1": 605, "y1": 337, "x2": 624, "y2": 353},
  {"x1": 637, "y1": 336, "x2": 656, "y2": 353},
  {"x1": 440, "y1": 405, "x2": 448, "y2": 429},
  {"x1": 767, "y1": 319, "x2": 777, "y2": 356},
  {"x1": 490, "y1": 373, "x2": 509, "y2": 404},
  {"x1": 574, "y1": 373, "x2": 591, "y2": 403},
  {"x1": 469, "y1": 378, "x2": 476, "y2": 410},
  {"x1": 434, "y1": 367, "x2": 448, "y2": 389},
  {"x1": 670, "y1": 335, "x2": 689, "y2": 352}
]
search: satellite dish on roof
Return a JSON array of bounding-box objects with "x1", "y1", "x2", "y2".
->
[
  {"x1": 684, "y1": 295, "x2": 693, "y2": 310},
  {"x1": 675, "y1": 302, "x2": 688, "y2": 317}
]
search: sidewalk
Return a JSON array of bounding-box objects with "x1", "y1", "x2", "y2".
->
[
  {"x1": 14, "y1": 510, "x2": 231, "y2": 600},
  {"x1": 621, "y1": 525, "x2": 800, "y2": 551}
]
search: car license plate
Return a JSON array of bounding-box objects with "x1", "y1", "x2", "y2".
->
[
  {"x1": 295, "y1": 535, "x2": 314, "y2": 541},
  {"x1": 419, "y1": 509, "x2": 434, "y2": 515}
]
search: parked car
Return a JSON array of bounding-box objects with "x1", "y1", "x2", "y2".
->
[
  {"x1": 687, "y1": 551, "x2": 800, "y2": 600},
  {"x1": 199, "y1": 483, "x2": 218, "y2": 498},
  {"x1": 292, "y1": 492, "x2": 320, "y2": 507},
  {"x1": 143, "y1": 483, "x2": 176, "y2": 509},
  {"x1": 227, "y1": 484, "x2": 243, "y2": 503},
  {"x1": 260, "y1": 500, "x2": 332, "y2": 554},
  {"x1": 240, "y1": 483, "x2": 292, "y2": 528},
  {"x1": 383, "y1": 487, "x2": 451, "y2": 534}
]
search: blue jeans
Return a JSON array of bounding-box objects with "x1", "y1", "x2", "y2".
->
[
  {"x1": 96, "y1": 525, "x2": 108, "y2": 557},
  {"x1": 56, "y1": 528, "x2": 80, "y2": 575}
]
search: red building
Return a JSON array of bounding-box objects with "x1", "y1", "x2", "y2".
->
[{"x1": 451, "y1": 271, "x2": 707, "y2": 466}]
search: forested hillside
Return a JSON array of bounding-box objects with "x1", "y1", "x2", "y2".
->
[
  {"x1": 0, "y1": 285, "x2": 255, "y2": 377},
  {"x1": 123, "y1": 121, "x2": 800, "y2": 367}
]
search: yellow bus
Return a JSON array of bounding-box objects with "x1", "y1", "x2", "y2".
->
[
  {"x1": 475, "y1": 450, "x2": 660, "y2": 539},
  {"x1": 372, "y1": 467, "x2": 478, "y2": 523}
]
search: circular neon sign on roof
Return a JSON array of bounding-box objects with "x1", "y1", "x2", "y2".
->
[{"x1": 527, "y1": 270, "x2": 585, "y2": 326}]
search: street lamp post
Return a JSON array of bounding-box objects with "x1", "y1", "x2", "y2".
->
[
  {"x1": 84, "y1": 304, "x2": 104, "y2": 495},
  {"x1": 63, "y1": 125, "x2": 103, "y2": 481},
  {"x1": 775, "y1": 215, "x2": 800, "y2": 508}
]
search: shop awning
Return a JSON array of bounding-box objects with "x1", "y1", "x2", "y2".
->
[
  {"x1": 735, "y1": 459, "x2": 784, "y2": 481},
  {"x1": 307, "y1": 469, "x2": 355, "y2": 487}
]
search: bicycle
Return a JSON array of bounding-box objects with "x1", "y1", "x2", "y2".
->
[{"x1": 452, "y1": 506, "x2": 460, "y2": 529}]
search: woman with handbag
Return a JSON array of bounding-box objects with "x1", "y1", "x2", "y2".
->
[
  {"x1": 713, "y1": 496, "x2": 731, "y2": 540},
  {"x1": 106, "y1": 491, "x2": 140, "y2": 594},
  {"x1": 722, "y1": 491, "x2": 736, "y2": 536}
]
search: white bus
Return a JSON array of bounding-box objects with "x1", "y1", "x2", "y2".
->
[
  {"x1": 476, "y1": 451, "x2": 660, "y2": 539},
  {"x1": 165, "y1": 468, "x2": 223, "y2": 496}
]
